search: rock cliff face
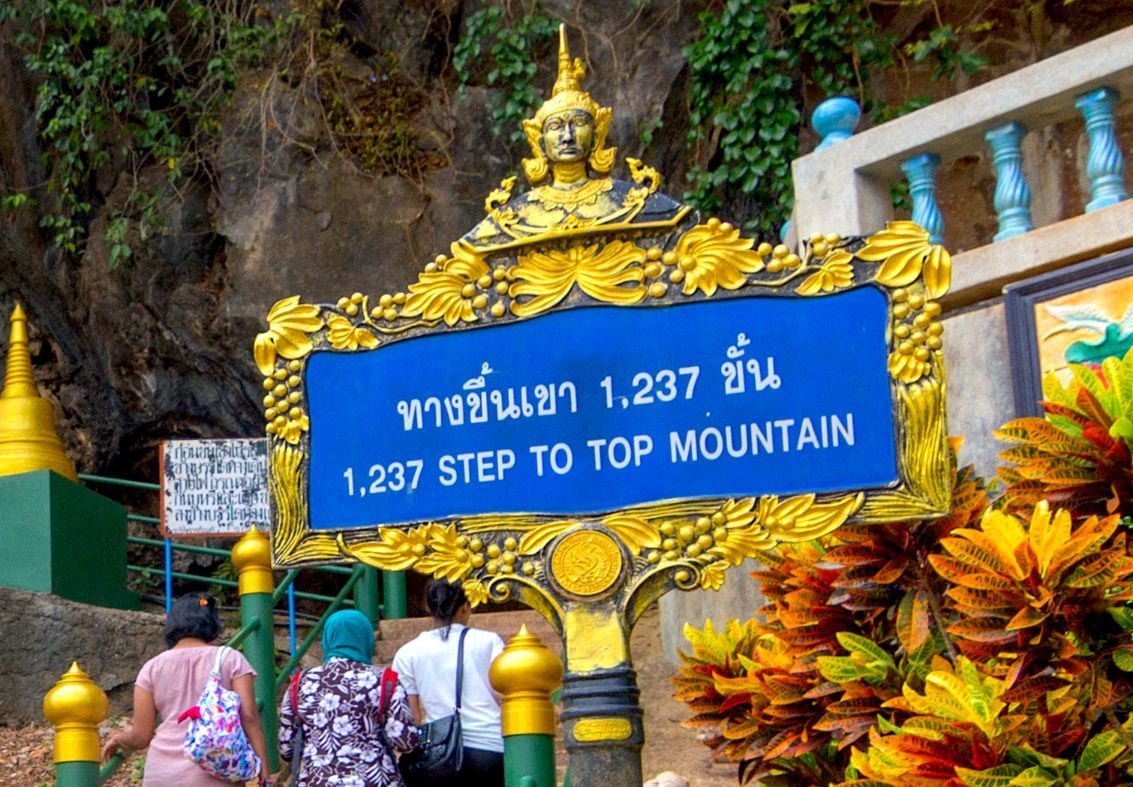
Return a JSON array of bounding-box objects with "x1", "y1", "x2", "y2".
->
[
  {"x1": 0, "y1": 0, "x2": 704, "y2": 477},
  {"x1": 0, "y1": 0, "x2": 1125, "y2": 478}
]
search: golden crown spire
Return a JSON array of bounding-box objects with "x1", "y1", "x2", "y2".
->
[
  {"x1": 551, "y1": 24, "x2": 585, "y2": 97},
  {"x1": 0, "y1": 304, "x2": 78, "y2": 480},
  {"x1": 532, "y1": 25, "x2": 602, "y2": 127},
  {"x1": 1, "y1": 304, "x2": 37, "y2": 399}
]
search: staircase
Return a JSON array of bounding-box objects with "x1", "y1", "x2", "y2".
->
[{"x1": 375, "y1": 609, "x2": 561, "y2": 664}]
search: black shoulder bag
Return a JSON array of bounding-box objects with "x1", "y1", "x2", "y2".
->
[{"x1": 399, "y1": 627, "x2": 468, "y2": 786}]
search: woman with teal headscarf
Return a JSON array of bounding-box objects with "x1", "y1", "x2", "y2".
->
[{"x1": 279, "y1": 610, "x2": 419, "y2": 786}]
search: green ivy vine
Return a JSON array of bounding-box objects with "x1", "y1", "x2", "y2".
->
[
  {"x1": 0, "y1": 0, "x2": 277, "y2": 266},
  {"x1": 3, "y1": 0, "x2": 995, "y2": 265},
  {"x1": 0, "y1": 0, "x2": 442, "y2": 267},
  {"x1": 684, "y1": 0, "x2": 987, "y2": 238},
  {"x1": 452, "y1": 4, "x2": 557, "y2": 148}
]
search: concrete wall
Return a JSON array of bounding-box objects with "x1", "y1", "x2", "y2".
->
[
  {"x1": 0, "y1": 587, "x2": 163, "y2": 724},
  {"x1": 943, "y1": 300, "x2": 1014, "y2": 478},
  {"x1": 660, "y1": 560, "x2": 765, "y2": 663}
]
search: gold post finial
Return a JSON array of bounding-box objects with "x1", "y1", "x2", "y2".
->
[
  {"x1": 0, "y1": 304, "x2": 78, "y2": 480},
  {"x1": 43, "y1": 661, "x2": 108, "y2": 763},
  {"x1": 232, "y1": 526, "x2": 275, "y2": 595},
  {"x1": 489, "y1": 624, "x2": 563, "y2": 736}
]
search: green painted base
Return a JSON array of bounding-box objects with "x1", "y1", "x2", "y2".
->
[
  {"x1": 504, "y1": 734, "x2": 556, "y2": 787},
  {"x1": 0, "y1": 470, "x2": 139, "y2": 609},
  {"x1": 56, "y1": 760, "x2": 99, "y2": 787}
]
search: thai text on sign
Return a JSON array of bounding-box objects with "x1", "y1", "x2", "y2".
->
[
  {"x1": 305, "y1": 289, "x2": 898, "y2": 529},
  {"x1": 160, "y1": 438, "x2": 270, "y2": 537}
]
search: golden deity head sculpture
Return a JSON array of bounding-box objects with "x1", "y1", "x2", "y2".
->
[{"x1": 522, "y1": 26, "x2": 616, "y2": 186}]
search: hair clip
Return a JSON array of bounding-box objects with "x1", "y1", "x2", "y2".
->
[{"x1": 199, "y1": 598, "x2": 210, "y2": 607}]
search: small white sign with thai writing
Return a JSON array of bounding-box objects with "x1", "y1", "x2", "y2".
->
[{"x1": 161, "y1": 438, "x2": 269, "y2": 538}]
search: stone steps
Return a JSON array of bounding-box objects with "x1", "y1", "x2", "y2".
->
[
  {"x1": 284, "y1": 608, "x2": 561, "y2": 667},
  {"x1": 375, "y1": 609, "x2": 561, "y2": 665}
]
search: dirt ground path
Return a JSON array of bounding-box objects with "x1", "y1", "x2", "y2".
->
[{"x1": 633, "y1": 606, "x2": 738, "y2": 787}]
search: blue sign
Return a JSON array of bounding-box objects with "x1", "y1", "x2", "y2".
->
[{"x1": 305, "y1": 288, "x2": 897, "y2": 529}]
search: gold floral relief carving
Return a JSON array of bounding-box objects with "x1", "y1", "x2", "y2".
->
[
  {"x1": 402, "y1": 243, "x2": 493, "y2": 325},
  {"x1": 510, "y1": 240, "x2": 646, "y2": 316},
  {"x1": 254, "y1": 296, "x2": 324, "y2": 375},
  {"x1": 319, "y1": 491, "x2": 863, "y2": 603},
  {"x1": 668, "y1": 219, "x2": 766, "y2": 295}
]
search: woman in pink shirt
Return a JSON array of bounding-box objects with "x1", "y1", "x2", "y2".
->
[{"x1": 101, "y1": 593, "x2": 271, "y2": 786}]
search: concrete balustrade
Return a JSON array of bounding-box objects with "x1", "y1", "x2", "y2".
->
[
  {"x1": 785, "y1": 25, "x2": 1133, "y2": 482},
  {"x1": 900, "y1": 153, "x2": 944, "y2": 245},
  {"x1": 1077, "y1": 87, "x2": 1129, "y2": 211},
  {"x1": 791, "y1": 25, "x2": 1133, "y2": 309}
]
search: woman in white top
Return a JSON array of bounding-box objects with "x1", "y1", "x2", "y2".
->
[{"x1": 393, "y1": 579, "x2": 506, "y2": 786}]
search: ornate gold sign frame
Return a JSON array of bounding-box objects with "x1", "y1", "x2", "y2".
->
[{"x1": 257, "y1": 218, "x2": 951, "y2": 623}]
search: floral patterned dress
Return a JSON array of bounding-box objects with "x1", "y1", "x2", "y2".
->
[{"x1": 279, "y1": 657, "x2": 419, "y2": 787}]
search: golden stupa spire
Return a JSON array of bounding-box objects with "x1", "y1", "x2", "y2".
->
[{"x1": 0, "y1": 304, "x2": 77, "y2": 480}]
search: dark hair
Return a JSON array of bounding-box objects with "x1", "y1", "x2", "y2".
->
[
  {"x1": 425, "y1": 579, "x2": 467, "y2": 640},
  {"x1": 164, "y1": 593, "x2": 222, "y2": 648}
]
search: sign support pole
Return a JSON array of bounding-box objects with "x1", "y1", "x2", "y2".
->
[{"x1": 382, "y1": 569, "x2": 407, "y2": 619}]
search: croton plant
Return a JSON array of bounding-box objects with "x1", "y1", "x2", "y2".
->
[{"x1": 675, "y1": 349, "x2": 1133, "y2": 786}]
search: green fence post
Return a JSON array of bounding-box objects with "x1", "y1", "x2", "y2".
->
[
  {"x1": 43, "y1": 662, "x2": 107, "y2": 787},
  {"x1": 490, "y1": 625, "x2": 563, "y2": 787},
  {"x1": 382, "y1": 569, "x2": 407, "y2": 619},
  {"x1": 353, "y1": 564, "x2": 382, "y2": 624},
  {"x1": 233, "y1": 527, "x2": 279, "y2": 771}
]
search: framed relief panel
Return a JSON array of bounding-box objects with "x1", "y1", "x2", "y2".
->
[{"x1": 1005, "y1": 248, "x2": 1133, "y2": 416}]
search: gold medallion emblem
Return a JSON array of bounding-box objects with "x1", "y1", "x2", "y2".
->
[{"x1": 550, "y1": 530, "x2": 623, "y2": 597}]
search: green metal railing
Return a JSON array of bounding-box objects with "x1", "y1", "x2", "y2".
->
[
  {"x1": 74, "y1": 472, "x2": 407, "y2": 785},
  {"x1": 272, "y1": 568, "x2": 362, "y2": 687},
  {"x1": 93, "y1": 551, "x2": 392, "y2": 784},
  {"x1": 98, "y1": 753, "x2": 125, "y2": 784},
  {"x1": 79, "y1": 472, "x2": 406, "y2": 618},
  {"x1": 59, "y1": 472, "x2": 558, "y2": 786}
]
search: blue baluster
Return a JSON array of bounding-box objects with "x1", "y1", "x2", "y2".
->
[
  {"x1": 984, "y1": 121, "x2": 1034, "y2": 242},
  {"x1": 802, "y1": 97, "x2": 858, "y2": 247},
  {"x1": 812, "y1": 96, "x2": 861, "y2": 150},
  {"x1": 900, "y1": 153, "x2": 944, "y2": 245},
  {"x1": 1075, "y1": 87, "x2": 1128, "y2": 212}
]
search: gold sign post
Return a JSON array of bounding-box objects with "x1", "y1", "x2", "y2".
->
[{"x1": 259, "y1": 26, "x2": 952, "y2": 786}]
